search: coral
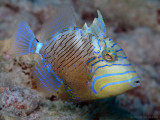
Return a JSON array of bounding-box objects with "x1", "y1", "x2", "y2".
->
[
  {"x1": 0, "y1": 86, "x2": 41, "y2": 117},
  {"x1": 27, "y1": 98, "x2": 136, "y2": 120},
  {"x1": 0, "y1": 86, "x2": 136, "y2": 120}
]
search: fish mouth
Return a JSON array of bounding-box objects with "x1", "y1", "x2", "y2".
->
[
  {"x1": 135, "y1": 79, "x2": 141, "y2": 87},
  {"x1": 135, "y1": 80, "x2": 140, "y2": 83},
  {"x1": 130, "y1": 77, "x2": 141, "y2": 87}
]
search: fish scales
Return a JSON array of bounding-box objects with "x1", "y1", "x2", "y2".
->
[
  {"x1": 38, "y1": 28, "x2": 95, "y2": 100},
  {"x1": 12, "y1": 6, "x2": 141, "y2": 101},
  {"x1": 41, "y1": 29, "x2": 93, "y2": 73}
]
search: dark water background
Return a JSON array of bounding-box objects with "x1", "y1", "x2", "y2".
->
[{"x1": 0, "y1": 0, "x2": 160, "y2": 120}]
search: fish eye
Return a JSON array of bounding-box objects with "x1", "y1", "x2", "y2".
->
[
  {"x1": 102, "y1": 50, "x2": 116, "y2": 62},
  {"x1": 104, "y1": 53, "x2": 113, "y2": 61}
]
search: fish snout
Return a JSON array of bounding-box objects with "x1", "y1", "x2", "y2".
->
[
  {"x1": 134, "y1": 79, "x2": 141, "y2": 86},
  {"x1": 130, "y1": 77, "x2": 141, "y2": 87}
]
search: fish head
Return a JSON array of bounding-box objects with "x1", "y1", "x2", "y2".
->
[{"x1": 89, "y1": 37, "x2": 141, "y2": 98}]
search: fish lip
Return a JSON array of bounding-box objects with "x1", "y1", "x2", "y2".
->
[
  {"x1": 129, "y1": 77, "x2": 141, "y2": 87},
  {"x1": 135, "y1": 80, "x2": 140, "y2": 83},
  {"x1": 135, "y1": 79, "x2": 141, "y2": 86}
]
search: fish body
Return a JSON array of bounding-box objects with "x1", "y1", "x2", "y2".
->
[{"x1": 12, "y1": 6, "x2": 140, "y2": 101}]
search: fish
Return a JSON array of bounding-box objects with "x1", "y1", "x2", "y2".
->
[{"x1": 12, "y1": 6, "x2": 141, "y2": 101}]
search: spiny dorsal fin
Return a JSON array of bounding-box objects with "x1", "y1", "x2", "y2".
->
[
  {"x1": 82, "y1": 23, "x2": 89, "y2": 30},
  {"x1": 37, "y1": 5, "x2": 77, "y2": 43},
  {"x1": 89, "y1": 10, "x2": 107, "y2": 38}
]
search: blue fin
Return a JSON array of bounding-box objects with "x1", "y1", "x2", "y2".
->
[
  {"x1": 13, "y1": 20, "x2": 37, "y2": 56},
  {"x1": 89, "y1": 10, "x2": 107, "y2": 38},
  {"x1": 34, "y1": 56, "x2": 63, "y2": 94},
  {"x1": 37, "y1": 5, "x2": 76, "y2": 43}
]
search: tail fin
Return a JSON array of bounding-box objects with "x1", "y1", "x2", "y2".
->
[{"x1": 13, "y1": 20, "x2": 37, "y2": 56}]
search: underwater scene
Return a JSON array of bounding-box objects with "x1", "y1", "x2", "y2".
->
[{"x1": 0, "y1": 0, "x2": 160, "y2": 120}]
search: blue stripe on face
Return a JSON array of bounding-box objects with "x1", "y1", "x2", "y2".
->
[
  {"x1": 116, "y1": 49, "x2": 122, "y2": 52},
  {"x1": 91, "y1": 71, "x2": 136, "y2": 94},
  {"x1": 86, "y1": 57, "x2": 96, "y2": 65},
  {"x1": 117, "y1": 56, "x2": 127, "y2": 59},
  {"x1": 102, "y1": 34, "x2": 106, "y2": 38},
  {"x1": 91, "y1": 60, "x2": 104, "y2": 66},
  {"x1": 100, "y1": 76, "x2": 139, "y2": 91},
  {"x1": 90, "y1": 63, "x2": 132, "y2": 83},
  {"x1": 103, "y1": 40, "x2": 107, "y2": 49},
  {"x1": 98, "y1": 39, "x2": 101, "y2": 50},
  {"x1": 94, "y1": 64, "x2": 131, "y2": 74},
  {"x1": 112, "y1": 53, "x2": 116, "y2": 55},
  {"x1": 111, "y1": 43, "x2": 117, "y2": 48},
  {"x1": 94, "y1": 51, "x2": 100, "y2": 54}
]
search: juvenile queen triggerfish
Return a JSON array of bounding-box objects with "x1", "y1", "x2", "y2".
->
[{"x1": 12, "y1": 6, "x2": 141, "y2": 101}]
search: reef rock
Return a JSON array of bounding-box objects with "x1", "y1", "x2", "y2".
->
[{"x1": 0, "y1": 86, "x2": 41, "y2": 117}]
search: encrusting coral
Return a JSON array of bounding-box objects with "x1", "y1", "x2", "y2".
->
[{"x1": 0, "y1": 86, "x2": 41, "y2": 117}]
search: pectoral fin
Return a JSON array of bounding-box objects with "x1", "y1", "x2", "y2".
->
[{"x1": 33, "y1": 56, "x2": 63, "y2": 96}]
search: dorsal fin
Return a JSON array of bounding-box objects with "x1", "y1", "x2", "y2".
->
[
  {"x1": 84, "y1": 10, "x2": 107, "y2": 38},
  {"x1": 82, "y1": 23, "x2": 89, "y2": 30},
  {"x1": 37, "y1": 5, "x2": 76, "y2": 43}
]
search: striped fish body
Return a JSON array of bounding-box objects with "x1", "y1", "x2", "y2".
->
[
  {"x1": 12, "y1": 6, "x2": 141, "y2": 101},
  {"x1": 39, "y1": 28, "x2": 95, "y2": 100}
]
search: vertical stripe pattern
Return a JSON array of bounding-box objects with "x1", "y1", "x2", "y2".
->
[
  {"x1": 39, "y1": 28, "x2": 95, "y2": 100},
  {"x1": 40, "y1": 28, "x2": 94, "y2": 74}
]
